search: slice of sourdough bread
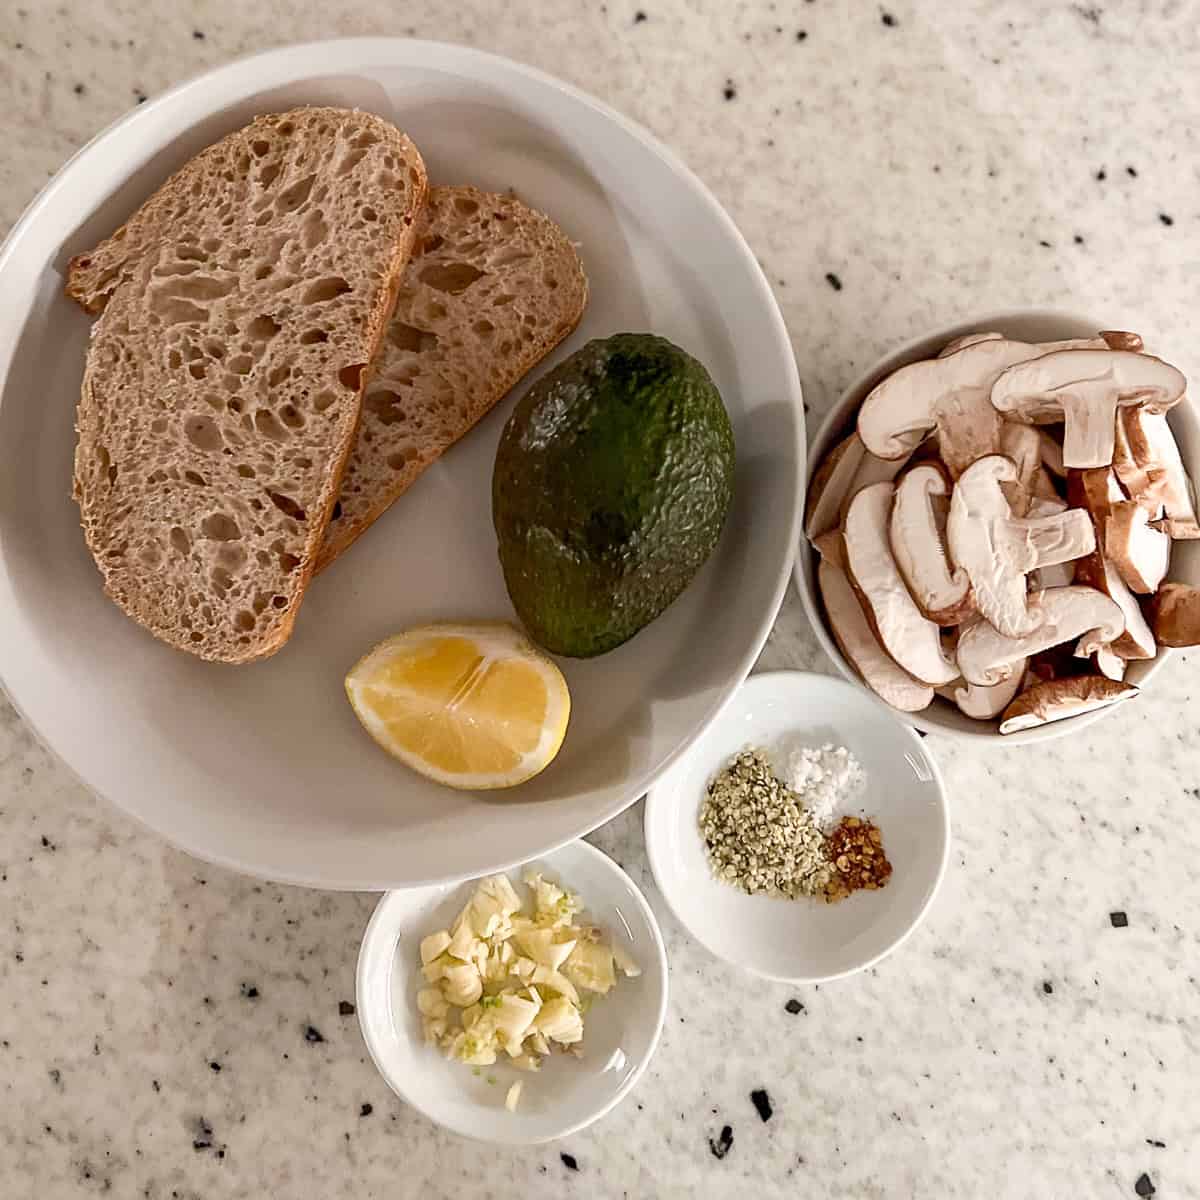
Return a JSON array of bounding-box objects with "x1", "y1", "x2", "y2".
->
[
  {"x1": 315, "y1": 185, "x2": 587, "y2": 571},
  {"x1": 68, "y1": 107, "x2": 426, "y2": 662}
]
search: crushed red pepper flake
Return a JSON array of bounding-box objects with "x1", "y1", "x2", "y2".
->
[{"x1": 823, "y1": 815, "x2": 892, "y2": 903}]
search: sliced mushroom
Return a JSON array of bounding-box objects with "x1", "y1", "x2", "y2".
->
[
  {"x1": 1074, "y1": 637, "x2": 1127, "y2": 681},
  {"x1": 1150, "y1": 582, "x2": 1200, "y2": 647},
  {"x1": 1067, "y1": 466, "x2": 1128, "y2": 529},
  {"x1": 999, "y1": 423, "x2": 1061, "y2": 516},
  {"x1": 843, "y1": 482, "x2": 959, "y2": 686},
  {"x1": 1099, "y1": 329, "x2": 1144, "y2": 353},
  {"x1": 859, "y1": 337, "x2": 1122, "y2": 476},
  {"x1": 947, "y1": 455, "x2": 1095, "y2": 637},
  {"x1": 1073, "y1": 550, "x2": 1156, "y2": 660},
  {"x1": 805, "y1": 431, "x2": 914, "y2": 542},
  {"x1": 1106, "y1": 500, "x2": 1170, "y2": 594},
  {"x1": 956, "y1": 585, "x2": 1125, "y2": 685},
  {"x1": 936, "y1": 331, "x2": 1123, "y2": 361},
  {"x1": 857, "y1": 339, "x2": 1052, "y2": 463},
  {"x1": 1041, "y1": 335, "x2": 1123, "y2": 354},
  {"x1": 991, "y1": 349, "x2": 1186, "y2": 469},
  {"x1": 1069, "y1": 470, "x2": 1156, "y2": 660},
  {"x1": 811, "y1": 529, "x2": 845, "y2": 567},
  {"x1": 805, "y1": 433, "x2": 865, "y2": 540},
  {"x1": 955, "y1": 672, "x2": 1027, "y2": 719},
  {"x1": 998, "y1": 676, "x2": 1138, "y2": 734},
  {"x1": 936, "y1": 642, "x2": 1027, "y2": 719},
  {"x1": 1121, "y1": 408, "x2": 1200, "y2": 538},
  {"x1": 1026, "y1": 494, "x2": 1068, "y2": 519},
  {"x1": 840, "y1": 444, "x2": 912, "y2": 522},
  {"x1": 1037, "y1": 429, "x2": 1066, "y2": 479},
  {"x1": 938, "y1": 331, "x2": 1002, "y2": 358},
  {"x1": 1112, "y1": 408, "x2": 1152, "y2": 501},
  {"x1": 1030, "y1": 560, "x2": 1076, "y2": 590},
  {"x1": 818, "y1": 557, "x2": 934, "y2": 712},
  {"x1": 889, "y1": 464, "x2": 973, "y2": 624},
  {"x1": 934, "y1": 387, "x2": 1005, "y2": 478}
]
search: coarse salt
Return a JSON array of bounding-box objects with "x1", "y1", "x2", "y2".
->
[{"x1": 772, "y1": 740, "x2": 865, "y2": 832}]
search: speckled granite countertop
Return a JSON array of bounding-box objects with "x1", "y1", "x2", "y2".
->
[{"x1": 2, "y1": 2, "x2": 1199, "y2": 1197}]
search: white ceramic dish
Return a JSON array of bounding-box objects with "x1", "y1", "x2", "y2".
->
[
  {"x1": 794, "y1": 309, "x2": 1199, "y2": 743},
  {"x1": 644, "y1": 671, "x2": 949, "y2": 983},
  {"x1": 356, "y1": 840, "x2": 667, "y2": 1144},
  {"x1": 0, "y1": 39, "x2": 805, "y2": 887}
]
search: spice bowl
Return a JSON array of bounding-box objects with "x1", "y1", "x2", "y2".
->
[
  {"x1": 644, "y1": 671, "x2": 949, "y2": 983},
  {"x1": 356, "y1": 840, "x2": 669, "y2": 1145}
]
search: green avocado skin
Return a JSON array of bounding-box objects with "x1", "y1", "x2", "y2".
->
[{"x1": 492, "y1": 332, "x2": 736, "y2": 658}]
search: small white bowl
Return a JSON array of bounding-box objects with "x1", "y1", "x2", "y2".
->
[
  {"x1": 794, "y1": 309, "x2": 1200, "y2": 743},
  {"x1": 356, "y1": 841, "x2": 668, "y2": 1145},
  {"x1": 644, "y1": 671, "x2": 949, "y2": 983}
]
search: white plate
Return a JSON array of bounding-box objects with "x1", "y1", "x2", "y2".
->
[
  {"x1": 356, "y1": 840, "x2": 668, "y2": 1145},
  {"x1": 0, "y1": 39, "x2": 804, "y2": 887},
  {"x1": 645, "y1": 672, "x2": 949, "y2": 983},
  {"x1": 793, "y1": 309, "x2": 1198, "y2": 742}
]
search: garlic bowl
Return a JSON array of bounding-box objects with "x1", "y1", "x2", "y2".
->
[
  {"x1": 356, "y1": 840, "x2": 668, "y2": 1144},
  {"x1": 794, "y1": 310, "x2": 1200, "y2": 744}
]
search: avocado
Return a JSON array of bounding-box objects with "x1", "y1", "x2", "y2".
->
[{"x1": 492, "y1": 332, "x2": 735, "y2": 657}]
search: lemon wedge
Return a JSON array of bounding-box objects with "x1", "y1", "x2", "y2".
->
[{"x1": 345, "y1": 622, "x2": 570, "y2": 790}]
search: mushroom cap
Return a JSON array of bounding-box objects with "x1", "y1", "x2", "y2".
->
[
  {"x1": 818, "y1": 557, "x2": 934, "y2": 712},
  {"x1": 938, "y1": 331, "x2": 1002, "y2": 358},
  {"x1": 992, "y1": 350, "x2": 1185, "y2": 419},
  {"x1": 998, "y1": 676, "x2": 1138, "y2": 734},
  {"x1": 1150, "y1": 582, "x2": 1200, "y2": 648},
  {"x1": 956, "y1": 585, "x2": 1125, "y2": 686},
  {"x1": 843, "y1": 482, "x2": 959, "y2": 686}
]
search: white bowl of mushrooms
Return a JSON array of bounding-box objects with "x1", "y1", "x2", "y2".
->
[{"x1": 795, "y1": 310, "x2": 1200, "y2": 742}]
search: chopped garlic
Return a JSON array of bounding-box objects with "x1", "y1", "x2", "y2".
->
[
  {"x1": 564, "y1": 941, "x2": 615, "y2": 995},
  {"x1": 531, "y1": 964, "x2": 579, "y2": 1005},
  {"x1": 612, "y1": 943, "x2": 642, "y2": 979},
  {"x1": 416, "y1": 868, "x2": 639, "y2": 1109},
  {"x1": 513, "y1": 925, "x2": 577, "y2": 970},
  {"x1": 440, "y1": 961, "x2": 482, "y2": 1008},
  {"x1": 533, "y1": 996, "x2": 584, "y2": 1045},
  {"x1": 446, "y1": 919, "x2": 478, "y2": 964},
  {"x1": 420, "y1": 930, "x2": 452, "y2": 965},
  {"x1": 417, "y1": 988, "x2": 448, "y2": 1019}
]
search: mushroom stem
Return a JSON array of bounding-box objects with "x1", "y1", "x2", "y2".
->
[{"x1": 1058, "y1": 390, "x2": 1121, "y2": 470}]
